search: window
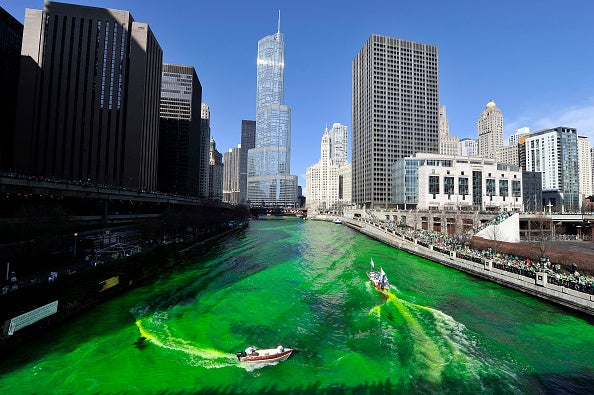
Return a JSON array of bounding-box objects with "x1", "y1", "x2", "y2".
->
[
  {"x1": 429, "y1": 175, "x2": 439, "y2": 194},
  {"x1": 512, "y1": 180, "x2": 521, "y2": 197},
  {"x1": 486, "y1": 179, "x2": 496, "y2": 196},
  {"x1": 499, "y1": 180, "x2": 508, "y2": 197},
  {"x1": 444, "y1": 176, "x2": 454, "y2": 195}
]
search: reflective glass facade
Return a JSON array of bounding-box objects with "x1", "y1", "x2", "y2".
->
[{"x1": 247, "y1": 25, "x2": 297, "y2": 206}]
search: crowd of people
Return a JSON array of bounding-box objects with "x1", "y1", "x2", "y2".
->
[{"x1": 360, "y1": 212, "x2": 594, "y2": 296}]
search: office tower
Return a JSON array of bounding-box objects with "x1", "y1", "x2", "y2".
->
[
  {"x1": 497, "y1": 145, "x2": 519, "y2": 166},
  {"x1": 477, "y1": 100, "x2": 503, "y2": 158},
  {"x1": 306, "y1": 123, "x2": 352, "y2": 211},
  {"x1": 578, "y1": 136, "x2": 592, "y2": 199},
  {"x1": 352, "y1": 34, "x2": 439, "y2": 209},
  {"x1": 591, "y1": 147, "x2": 594, "y2": 197},
  {"x1": 208, "y1": 138, "x2": 223, "y2": 201},
  {"x1": 13, "y1": 2, "x2": 162, "y2": 190},
  {"x1": 240, "y1": 120, "x2": 256, "y2": 203},
  {"x1": 509, "y1": 127, "x2": 530, "y2": 146},
  {"x1": 199, "y1": 104, "x2": 212, "y2": 198},
  {"x1": 0, "y1": 7, "x2": 23, "y2": 170},
  {"x1": 438, "y1": 105, "x2": 458, "y2": 156},
  {"x1": 525, "y1": 127, "x2": 579, "y2": 212},
  {"x1": 158, "y1": 64, "x2": 202, "y2": 196},
  {"x1": 223, "y1": 145, "x2": 241, "y2": 205},
  {"x1": 247, "y1": 13, "x2": 298, "y2": 207},
  {"x1": 522, "y1": 171, "x2": 543, "y2": 212},
  {"x1": 458, "y1": 138, "x2": 478, "y2": 157}
]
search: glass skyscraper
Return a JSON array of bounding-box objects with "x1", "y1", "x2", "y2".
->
[{"x1": 247, "y1": 14, "x2": 297, "y2": 207}]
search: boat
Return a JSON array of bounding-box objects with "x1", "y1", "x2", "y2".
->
[
  {"x1": 333, "y1": 218, "x2": 343, "y2": 224},
  {"x1": 236, "y1": 346, "x2": 293, "y2": 363},
  {"x1": 366, "y1": 258, "x2": 390, "y2": 291}
]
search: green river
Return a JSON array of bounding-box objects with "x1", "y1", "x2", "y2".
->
[{"x1": 1, "y1": 218, "x2": 593, "y2": 394}]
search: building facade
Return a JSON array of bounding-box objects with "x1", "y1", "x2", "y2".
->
[
  {"x1": 247, "y1": 16, "x2": 297, "y2": 207},
  {"x1": 496, "y1": 145, "x2": 519, "y2": 166},
  {"x1": 458, "y1": 138, "x2": 478, "y2": 157},
  {"x1": 223, "y1": 145, "x2": 241, "y2": 205},
  {"x1": 509, "y1": 127, "x2": 530, "y2": 147},
  {"x1": 158, "y1": 64, "x2": 202, "y2": 196},
  {"x1": 0, "y1": 6, "x2": 23, "y2": 170},
  {"x1": 199, "y1": 104, "x2": 212, "y2": 198},
  {"x1": 477, "y1": 100, "x2": 503, "y2": 159},
  {"x1": 14, "y1": 2, "x2": 162, "y2": 190},
  {"x1": 578, "y1": 136, "x2": 592, "y2": 200},
  {"x1": 391, "y1": 153, "x2": 523, "y2": 211},
  {"x1": 208, "y1": 138, "x2": 223, "y2": 201},
  {"x1": 522, "y1": 171, "x2": 543, "y2": 212},
  {"x1": 352, "y1": 34, "x2": 439, "y2": 209},
  {"x1": 438, "y1": 106, "x2": 458, "y2": 156},
  {"x1": 306, "y1": 123, "x2": 352, "y2": 212},
  {"x1": 240, "y1": 120, "x2": 256, "y2": 203},
  {"x1": 524, "y1": 127, "x2": 579, "y2": 212}
]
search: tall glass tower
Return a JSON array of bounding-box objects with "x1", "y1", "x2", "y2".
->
[{"x1": 247, "y1": 12, "x2": 297, "y2": 207}]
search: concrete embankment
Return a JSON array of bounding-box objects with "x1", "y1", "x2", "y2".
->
[
  {"x1": 0, "y1": 222, "x2": 248, "y2": 353},
  {"x1": 341, "y1": 217, "x2": 594, "y2": 316}
]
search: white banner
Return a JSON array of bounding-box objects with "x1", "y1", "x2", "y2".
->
[{"x1": 7, "y1": 300, "x2": 59, "y2": 335}]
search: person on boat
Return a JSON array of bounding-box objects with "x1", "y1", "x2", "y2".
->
[
  {"x1": 277, "y1": 343, "x2": 284, "y2": 353},
  {"x1": 245, "y1": 345, "x2": 256, "y2": 355}
]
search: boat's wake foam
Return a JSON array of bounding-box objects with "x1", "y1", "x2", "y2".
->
[
  {"x1": 368, "y1": 287, "x2": 519, "y2": 388},
  {"x1": 135, "y1": 316, "x2": 237, "y2": 369}
]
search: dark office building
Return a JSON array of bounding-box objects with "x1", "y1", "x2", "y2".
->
[
  {"x1": 158, "y1": 64, "x2": 203, "y2": 196},
  {"x1": 522, "y1": 171, "x2": 543, "y2": 212},
  {"x1": 0, "y1": 7, "x2": 23, "y2": 171},
  {"x1": 240, "y1": 120, "x2": 256, "y2": 203},
  {"x1": 13, "y1": 2, "x2": 162, "y2": 190}
]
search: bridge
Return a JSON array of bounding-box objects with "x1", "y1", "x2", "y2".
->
[{"x1": 250, "y1": 206, "x2": 308, "y2": 218}]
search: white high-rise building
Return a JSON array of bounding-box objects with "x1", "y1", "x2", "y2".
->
[
  {"x1": 477, "y1": 100, "x2": 504, "y2": 158},
  {"x1": 458, "y1": 138, "x2": 478, "y2": 157},
  {"x1": 525, "y1": 127, "x2": 579, "y2": 212},
  {"x1": 578, "y1": 136, "x2": 592, "y2": 199},
  {"x1": 438, "y1": 106, "x2": 459, "y2": 156},
  {"x1": 509, "y1": 127, "x2": 530, "y2": 146},
  {"x1": 306, "y1": 123, "x2": 351, "y2": 212},
  {"x1": 223, "y1": 144, "x2": 241, "y2": 205}
]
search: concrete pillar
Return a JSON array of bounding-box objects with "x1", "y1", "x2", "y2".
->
[
  {"x1": 485, "y1": 260, "x2": 492, "y2": 271},
  {"x1": 535, "y1": 272, "x2": 548, "y2": 287}
]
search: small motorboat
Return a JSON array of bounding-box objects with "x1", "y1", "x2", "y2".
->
[
  {"x1": 333, "y1": 218, "x2": 343, "y2": 224},
  {"x1": 366, "y1": 258, "x2": 390, "y2": 292},
  {"x1": 236, "y1": 346, "x2": 293, "y2": 363}
]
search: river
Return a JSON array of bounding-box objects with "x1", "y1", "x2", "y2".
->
[{"x1": 1, "y1": 218, "x2": 593, "y2": 394}]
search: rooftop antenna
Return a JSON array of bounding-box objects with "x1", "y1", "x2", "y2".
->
[{"x1": 277, "y1": 10, "x2": 281, "y2": 33}]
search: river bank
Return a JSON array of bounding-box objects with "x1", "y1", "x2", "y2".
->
[{"x1": 0, "y1": 221, "x2": 248, "y2": 354}]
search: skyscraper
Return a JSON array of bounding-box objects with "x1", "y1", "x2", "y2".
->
[
  {"x1": 458, "y1": 138, "x2": 478, "y2": 157},
  {"x1": 438, "y1": 105, "x2": 458, "y2": 156},
  {"x1": 247, "y1": 13, "x2": 297, "y2": 207},
  {"x1": 477, "y1": 100, "x2": 504, "y2": 159},
  {"x1": 525, "y1": 127, "x2": 579, "y2": 212},
  {"x1": 352, "y1": 34, "x2": 439, "y2": 209},
  {"x1": 0, "y1": 6, "x2": 23, "y2": 171},
  {"x1": 13, "y1": 2, "x2": 162, "y2": 190},
  {"x1": 223, "y1": 145, "x2": 241, "y2": 205},
  {"x1": 199, "y1": 104, "x2": 212, "y2": 198},
  {"x1": 158, "y1": 64, "x2": 202, "y2": 196},
  {"x1": 306, "y1": 123, "x2": 351, "y2": 212},
  {"x1": 577, "y1": 136, "x2": 592, "y2": 199},
  {"x1": 240, "y1": 120, "x2": 256, "y2": 203},
  {"x1": 208, "y1": 138, "x2": 223, "y2": 201}
]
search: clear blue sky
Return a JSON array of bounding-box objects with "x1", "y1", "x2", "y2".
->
[{"x1": 4, "y1": 0, "x2": 594, "y2": 191}]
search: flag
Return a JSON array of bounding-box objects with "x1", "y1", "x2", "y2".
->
[{"x1": 370, "y1": 258, "x2": 375, "y2": 269}]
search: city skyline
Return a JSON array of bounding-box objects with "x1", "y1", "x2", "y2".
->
[{"x1": 4, "y1": 0, "x2": 594, "y2": 191}]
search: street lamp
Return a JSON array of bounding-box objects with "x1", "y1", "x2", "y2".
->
[{"x1": 74, "y1": 232, "x2": 78, "y2": 258}]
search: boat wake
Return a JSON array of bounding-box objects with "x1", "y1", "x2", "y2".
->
[
  {"x1": 368, "y1": 286, "x2": 520, "y2": 388},
  {"x1": 135, "y1": 318, "x2": 237, "y2": 369}
]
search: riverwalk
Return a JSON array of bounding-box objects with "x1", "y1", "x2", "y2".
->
[{"x1": 318, "y1": 214, "x2": 594, "y2": 316}]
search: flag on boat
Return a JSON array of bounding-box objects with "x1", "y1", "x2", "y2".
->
[
  {"x1": 380, "y1": 267, "x2": 385, "y2": 277},
  {"x1": 370, "y1": 258, "x2": 375, "y2": 269}
]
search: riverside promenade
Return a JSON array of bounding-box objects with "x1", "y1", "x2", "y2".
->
[{"x1": 319, "y1": 214, "x2": 594, "y2": 316}]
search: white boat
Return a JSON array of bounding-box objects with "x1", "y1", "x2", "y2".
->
[
  {"x1": 333, "y1": 218, "x2": 343, "y2": 224},
  {"x1": 366, "y1": 258, "x2": 390, "y2": 292},
  {"x1": 236, "y1": 346, "x2": 293, "y2": 363}
]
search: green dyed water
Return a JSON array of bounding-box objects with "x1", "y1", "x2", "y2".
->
[{"x1": 1, "y1": 218, "x2": 594, "y2": 394}]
